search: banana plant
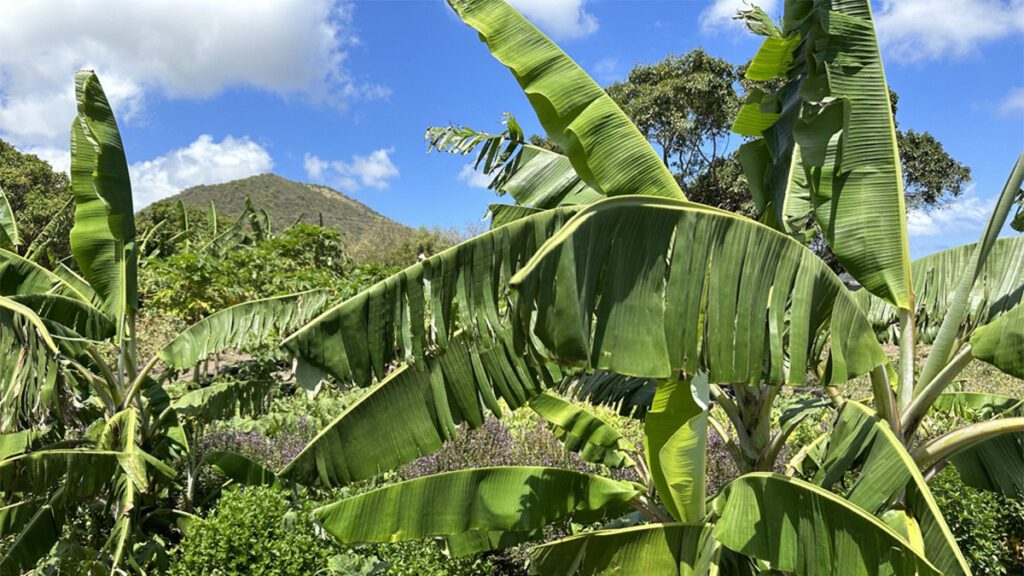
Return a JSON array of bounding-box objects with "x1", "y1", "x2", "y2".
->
[
  {"x1": 0, "y1": 72, "x2": 331, "y2": 573},
  {"x1": 276, "y1": 1, "x2": 1021, "y2": 574}
]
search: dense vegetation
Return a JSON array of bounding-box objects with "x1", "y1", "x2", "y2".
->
[{"x1": 0, "y1": 0, "x2": 1021, "y2": 575}]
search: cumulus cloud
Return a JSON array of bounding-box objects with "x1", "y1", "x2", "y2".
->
[
  {"x1": 0, "y1": 0, "x2": 386, "y2": 149},
  {"x1": 303, "y1": 148, "x2": 399, "y2": 192},
  {"x1": 999, "y1": 87, "x2": 1024, "y2": 116},
  {"x1": 507, "y1": 0, "x2": 598, "y2": 39},
  {"x1": 875, "y1": 0, "x2": 1024, "y2": 62},
  {"x1": 700, "y1": 0, "x2": 779, "y2": 33},
  {"x1": 129, "y1": 135, "x2": 273, "y2": 208},
  {"x1": 457, "y1": 164, "x2": 493, "y2": 189},
  {"x1": 907, "y1": 194, "x2": 994, "y2": 237}
]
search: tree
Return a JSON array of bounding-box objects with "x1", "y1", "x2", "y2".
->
[
  {"x1": 0, "y1": 140, "x2": 74, "y2": 263},
  {"x1": 273, "y1": 1, "x2": 1020, "y2": 575}
]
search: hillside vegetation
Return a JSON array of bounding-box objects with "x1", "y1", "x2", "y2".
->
[{"x1": 152, "y1": 173, "x2": 420, "y2": 263}]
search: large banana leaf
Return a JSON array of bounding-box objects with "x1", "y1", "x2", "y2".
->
[
  {"x1": 557, "y1": 371, "x2": 657, "y2": 420},
  {"x1": 0, "y1": 428, "x2": 49, "y2": 461},
  {"x1": 284, "y1": 206, "x2": 577, "y2": 387},
  {"x1": 865, "y1": 237, "x2": 1024, "y2": 344},
  {"x1": 944, "y1": 429, "x2": 1023, "y2": 497},
  {"x1": 314, "y1": 467, "x2": 642, "y2": 545},
  {"x1": 813, "y1": 402, "x2": 970, "y2": 575},
  {"x1": 528, "y1": 392, "x2": 634, "y2": 469},
  {"x1": 0, "y1": 249, "x2": 96, "y2": 304},
  {"x1": 736, "y1": 2, "x2": 912, "y2": 308},
  {"x1": 970, "y1": 302, "x2": 1024, "y2": 378},
  {"x1": 930, "y1": 391, "x2": 1020, "y2": 419},
  {"x1": 448, "y1": 0, "x2": 683, "y2": 201},
  {"x1": 427, "y1": 121, "x2": 602, "y2": 223},
  {"x1": 529, "y1": 523, "x2": 714, "y2": 576},
  {"x1": 11, "y1": 293, "x2": 114, "y2": 342},
  {"x1": 712, "y1": 473, "x2": 939, "y2": 576},
  {"x1": 0, "y1": 449, "x2": 119, "y2": 499},
  {"x1": 0, "y1": 488, "x2": 65, "y2": 576},
  {"x1": 645, "y1": 376, "x2": 707, "y2": 522},
  {"x1": 280, "y1": 332, "x2": 550, "y2": 487},
  {"x1": 69, "y1": 71, "x2": 137, "y2": 332},
  {"x1": 510, "y1": 197, "x2": 886, "y2": 385},
  {"x1": 171, "y1": 378, "x2": 275, "y2": 423},
  {"x1": 0, "y1": 186, "x2": 19, "y2": 250},
  {"x1": 157, "y1": 290, "x2": 330, "y2": 371},
  {"x1": 0, "y1": 298, "x2": 62, "y2": 431},
  {"x1": 0, "y1": 499, "x2": 42, "y2": 538}
]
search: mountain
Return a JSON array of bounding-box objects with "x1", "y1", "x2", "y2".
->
[{"x1": 157, "y1": 173, "x2": 413, "y2": 260}]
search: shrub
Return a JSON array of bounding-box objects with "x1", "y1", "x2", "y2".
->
[
  {"x1": 930, "y1": 466, "x2": 1024, "y2": 576},
  {"x1": 169, "y1": 486, "x2": 346, "y2": 576}
]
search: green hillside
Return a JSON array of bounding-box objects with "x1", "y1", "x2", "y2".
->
[{"x1": 152, "y1": 173, "x2": 414, "y2": 261}]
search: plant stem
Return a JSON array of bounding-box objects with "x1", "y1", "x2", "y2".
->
[
  {"x1": 896, "y1": 308, "x2": 915, "y2": 411},
  {"x1": 911, "y1": 417, "x2": 1024, "y2": 471},
  {"x1": 901, "y1": 345, "x2": 974, "y2": 441},
  {"x1": 122, "y1": 355, "x2": 161, "y2": 410},
  {"x1": 869, "y1": 365, "x2": 901, "y2": 438}
]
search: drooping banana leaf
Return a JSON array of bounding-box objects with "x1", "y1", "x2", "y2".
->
[
  {"x1": 98, "y1": 409, "x2": 149, "y2": 493},
  {"x1": 0, "y1": 499, "x2": 43, "y2": 538},
  {"x1": 314, "y1": 467, "x2": 642, "y2": 545},
  {"x1": 171, "y1": 378, "x2": 275, "y2": 423},
  {"x1": 0, "y1": 248, "x2": 96, "y2": 305},
  {"x1": 284, "y1": 206, "x2": 578, "y2": 387},
  {"x1": 24, "y1": 197, "x2": 74, "y2": 264},
  {"x1": 916, "y1": 417, "x2": 1024, "y2": 498},
  {"x1": 448, "y1": 0, "x2": 683, "y2": 201},
  {"x1": 0, "y1": 185, "x2": 19, "y2": 250},
  {"x1": 157, "y1": 290, "x2": 330, "y2": 371},
  {"x1": 426, "y1": 118, "x2": 602, "y2": 219},
  {"x1": 556, "y1": 371, "x2": 657, "y2": 420},
  {"x1": 280, "y1": 331, "x2": 551, "y2": 487},
  {"x1": 0, "y1": 297, "x2": 62, "y2": 431},
  {"x1": 0, "y1": 449, "x2": 119, "y2": 499},
  {"x1": 69, "y1": 71, "x2": 137, "y2": 334},
  {"x1": 930, "y1": 391, "x2": 1021, "y2": 420},
  {"x1": 813, "y1": 401, "x2": 970, "y2": 575},
  {"x1": 712, "y1": 473, "x2": 939, "y2": 576},
  {"x1": 0, "y1": 428, "x2": 50, "y2": 460},
  {"x1": 510, "y1": 197, "x2": 886, "y2": 385},
  {"x1": 735, "y1": 1, "x2": 913, "y2": 309},
  {"x1": 0, "y1": 488, "x2": 65, "y2": 576},
  {"x1": 10, "y1": 293, "x2": 114, "y2": 341},
  {"x1": 104, "y1": 473, "x2": 135, "y2": 568},
  {"x1": 644, "y1": 375, "x2": 708, "y2": 522},
  {"x1": 529, "y1": 523, "x2": 714, "y2": 576},
  {"x1": 970, "y1": 302, "x2": 1024, "y2": 378},
  {"x1": 864, "y1": 236, "x2": 1024, "y2": 344},
  {"x1": 528, "y1": 391, "x2": 634, "y2": 469},
  {"x1": 204, "y1": 451, "x2": 279, "y2": 487}
]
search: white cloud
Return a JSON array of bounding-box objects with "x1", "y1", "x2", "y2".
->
[
  {"x1": 457, "y1": 164, "x2": 493, "y2": 189},
  {"x1": 700, "y1": 0, "x2": 779, "y2": 33},
  {"x1": 592, "y1": 58, "x2": 621, "y2": 82},
  {"x1": 0, "y1": 0, "x2": 387, "y2": 149},
  {"x1": 999, "y1": 87, "x2": 1024, "y2": 116},
  {"x1": 303, "y1": 148, "x2": 399, "y2": 192},
  {"x1": 907, "y1": 194, "x2": 994, "y2": 237},
  {"x1": 875, "y1": 0, "x2": 1024, "y2": 62},
  {"x1": 130, "y1": 135, "x2": 273, "y2": 209},
  {"x1": 507, "y1": 0, "x2": 598, "y2": 39}
]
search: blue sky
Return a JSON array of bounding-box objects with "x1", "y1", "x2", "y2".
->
[{"x1": 1, "y1": 0, "x2": 1022, "y2": 258}]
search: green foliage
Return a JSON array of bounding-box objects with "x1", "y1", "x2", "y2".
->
[
  {"x1": 930, "y1": 466, "x2": 1024, "y2": 576},
  {"x1": 168, "y1": 486, "x2": 343, "y2": 576},
  {"x1": 0, "y1": 139, "x2": 73, "y2": 261},
  {"x1": 142, "y1": 224, "x2": 390, "y2": 322}
]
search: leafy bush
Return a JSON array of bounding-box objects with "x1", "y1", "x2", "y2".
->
[
  {"x1": 929, "y1": 458, "x2": 1024, "y2": 575},
  {"x1": 169, "y1": 486, "x2": 348, "y2": 576}
]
